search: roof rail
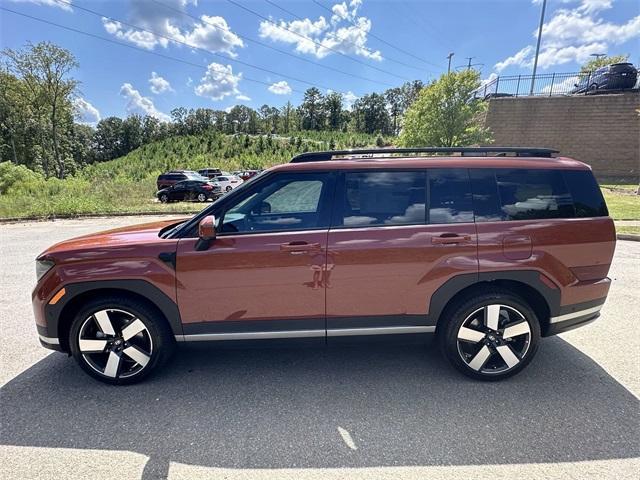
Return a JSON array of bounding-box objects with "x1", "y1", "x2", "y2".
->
[{"x1": 290, "y1": 147, "x2": 559, "y2": 163}]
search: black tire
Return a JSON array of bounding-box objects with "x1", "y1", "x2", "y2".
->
[
  {"x1": 197, "y1": 193, "x2": 207, "y2": 202},
  {"x1": 159, "y1": 193, "x2": 169, "y2": 203},
  {"x1": 68, "y1": 295, "x2": 175, "y2": 385},
  {"x1": 587, "y1": 83, "x2": 598, "y2": 94},
  {"x1": 438, "y1": 289, "x2": 541, "y2": 381}
]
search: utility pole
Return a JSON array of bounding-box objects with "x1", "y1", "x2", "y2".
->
[
  {"x1": 465, "y1": 57, "x2": 474, "y2": 70},
  {"x1": 447, "y1": 52, "x2": 454, "y2": 74},
  {"x1": 530, "y1": 0, "x2": 547, "y2": 95}
]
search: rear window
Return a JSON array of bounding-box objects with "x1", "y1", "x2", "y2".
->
[
  {"x1": 563, "y1": 170, "x2": 608, "y2": 217},
  {"x1": 335, "y1": 170, "x2": 427, "y2": 227},
  {"x1": 469, "y1": 168, "x2": 607, "y2": 221},
  {"x1": 496, "y1": 169, "x2": 574, "y2": 220}
]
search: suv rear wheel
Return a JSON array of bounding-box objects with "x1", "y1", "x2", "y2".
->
[
  {"x1": 439, "y1": 290, "x2": 541, "y2": 380},
  {"x1": 68, "y1": 296, "x2": 174, "y2": 385}
]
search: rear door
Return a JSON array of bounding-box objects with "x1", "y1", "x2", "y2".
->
[{"x1": 326, "y1": 168, "x2": 478, "y2": 336}]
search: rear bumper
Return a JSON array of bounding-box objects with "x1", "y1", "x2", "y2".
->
[{"x1": 545, "y1": 299, "x2": 606, "y2": 336}]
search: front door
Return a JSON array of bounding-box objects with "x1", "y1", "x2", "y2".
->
[
  {"x1": 175, "y1": 171, "x2": 335, "y2": 339},
  {"x1": 326, "y1": 168, "x2": 478, "y2": 335}
]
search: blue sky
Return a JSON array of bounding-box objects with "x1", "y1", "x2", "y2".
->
[{"x1": 1, "y1": 0, "x2": 638, "y2": 124}]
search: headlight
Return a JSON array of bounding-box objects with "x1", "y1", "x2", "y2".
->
[{"x1": 36, "y1": 259, "x2": 55, "y2": 282}]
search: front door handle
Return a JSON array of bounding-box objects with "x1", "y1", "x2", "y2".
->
[
  {"x1": 279, "y1": 241, "x2": 321, "y2": 254},
  {"x1": 432, "y1": 234, "x2": 472, "y2": 245}
]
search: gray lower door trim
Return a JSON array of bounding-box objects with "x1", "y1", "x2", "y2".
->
[
  {"x1": 175, "y1": 329, "x2": 325, "y2": 342},
  {"x1": 175, "y1": 325, "x2": 437, "y2": 342},
  {"x1": 327, "y1": 326, "x2": 436, "y2": 337},
  {"x1": 550, "y1": 305, "x2": 603, "y2": 324}
]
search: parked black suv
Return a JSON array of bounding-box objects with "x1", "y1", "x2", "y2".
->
[
  {"x1": 572, "y1": 63, "x2": 638, "y2": 94},
  {"x1": 157, "y1": 171, "x2": 206, "y2": 190},
  {"x1": 157, "y1": 180, "x2": 222, "y2": 203}
]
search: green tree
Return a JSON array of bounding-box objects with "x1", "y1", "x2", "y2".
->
[
  {"x1": 580, "y1": 54, "x2": 628, "y2": 73},
  {"x1": 323, "y1": 92, "x2": 344, "y2": 130},
  {"x1": 2, "y1": 42, "x2": 79, "y2": 178},
  {"x1": 93, "y1": 116, "x2": 124, "y2": 161},
  {"x1": 400, "y1": 70, "x2": 491, "y2": 147},
  {"x1": 300, "y1": 87, "x2": 324, "y2": 130},
  {"x1": 351, "y1": 93, "x2": 390, "y2": 135}
]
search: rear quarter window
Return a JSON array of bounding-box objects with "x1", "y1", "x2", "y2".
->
[{"x1": 563, "y1": 170, "x2": 608, "y2": 217}]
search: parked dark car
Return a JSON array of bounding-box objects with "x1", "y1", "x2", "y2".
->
[
  {"x1": 157, "y1": 170, "x2": 206, "y2": 190},
  {"x1": 156, "y1": 180, "x2": 222, "y2": 203},
  {"x1": 33, "y1": 146, "x2": 615, "y2": 384},
  {"x1": 198, "y1": 168, "x2": 222, "y2": 179},
  {"x1": 571, "y1": 63, "x2": 638, "y2": 94}
]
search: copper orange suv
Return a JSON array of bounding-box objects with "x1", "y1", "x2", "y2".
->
[{"x1": 32, "y1": 147, "x2": 616, "y2": 384}]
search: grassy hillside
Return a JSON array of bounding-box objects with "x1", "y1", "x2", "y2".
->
[{"x1": 0, "y1": 132, "x2": 387, "y2": 219}]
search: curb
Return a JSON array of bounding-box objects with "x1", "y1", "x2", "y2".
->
[
  {"x1": 617, "y1": 233, "x2": 640, "y2": 242},
  {"x1": 0, "y1": 211, "x2": 195, "y2": 225}
]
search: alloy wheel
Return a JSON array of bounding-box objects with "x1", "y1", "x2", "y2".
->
[
  {"x1": 456, "y1": 304, "x2": 531, "y2": 375},
  {"x1": 197, "y1": 193, "x2": 206, "y2": 202},
  {"x1": 78, "y1": 309, "x2": 153, "y2": 379}
]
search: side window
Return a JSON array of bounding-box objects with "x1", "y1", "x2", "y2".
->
[
  {"x1": 428, "y1": 169, "x2": 474, "y2": 224},
  {"x1": 334, "y1": 170, "x2": 426, "y2": 227},
  {"x1": 495, "y1": 169, "x2": 574, "y2": 220},
  {"x1": 221, "y1": 173, "x2": 332, "y2": 233},
  {"x1": 563, "y1": 170, "x2": 608, "y2": 217}
]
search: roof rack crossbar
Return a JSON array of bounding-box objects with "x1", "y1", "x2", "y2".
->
[{"x1": 290, "y1": 147, "x2": 559, "y2": 163}]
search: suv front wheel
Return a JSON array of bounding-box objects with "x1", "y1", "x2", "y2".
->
[
  {"x1": 68, "y1": 296, "x2": 174, "y2": 385},
  {"x1": 439, "y1": 290, "x2": 541, "y2": 381}
]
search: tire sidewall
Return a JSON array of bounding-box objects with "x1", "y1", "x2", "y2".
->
[
  {"x1": 68, "y1": 297, "x2": 172, "y2": 385},
  {"x1": 439, "y1": 291, "x2": 541, "y2": 381}
]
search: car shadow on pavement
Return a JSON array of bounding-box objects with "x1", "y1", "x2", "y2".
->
[{"x1": 1, "y1": 337, "x2": 639, "y2": 479}]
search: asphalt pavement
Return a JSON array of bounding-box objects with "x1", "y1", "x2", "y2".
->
[{"x1": 1, "y1": 216, "x2": 638, "y2": 480}]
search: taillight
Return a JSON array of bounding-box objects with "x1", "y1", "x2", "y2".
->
[{"x1": 202, "y1": 185, "x2": 213, "y2": 190}]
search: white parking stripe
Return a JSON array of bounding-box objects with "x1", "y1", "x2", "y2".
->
[{"x1": 337, "y1": 427, "x2": 358, "y2": 451}]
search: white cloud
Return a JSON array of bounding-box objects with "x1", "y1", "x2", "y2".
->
[
  {"x1": 194, "y1": 63, "x2": 242, "y2": 101},
  {"x1": 73, "y1": 98, "x2": 101, "y2": 124},
  {"x1": 268, "y1": 81, "x2": 292, "y2": 95},
  {"x1": 495, "y1": 46, "x2": 533, "y2": 72},
  {"x1": 343, "y1": 91, "x2": 358, "y2": 109},
  {"x1": 259, "y1": 0, "x2": 381, "y2": 60},
  {"x1": 149, "y1": 72, "x2": 173, "y2": 94},
  {"x1": 101, "y1": 0, "x2": 243, "y2": 55},
  {"x1": 235, "y1": 94, "x2": 251, "y2": 101},
  {"x1": 119, "y1": 83, "x2": 170, "y2": 121},
  {"x1": 497, "y1": 0, "x2": 639, "y2": 72},
  {"x1": 7, "y1": 0, "x2": 72, "y2": 11}
]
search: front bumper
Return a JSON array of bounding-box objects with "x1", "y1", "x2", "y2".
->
[{"x1": 36, "y1": 325, "x2": 63, "y2": 351}]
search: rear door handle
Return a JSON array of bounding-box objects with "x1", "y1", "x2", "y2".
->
[
  {"x1": 432, "y1": 234, "x2": 472, "y2": 245},
  {"x1": 279, "y1": 241, "x2": 321, "y2": 254}
]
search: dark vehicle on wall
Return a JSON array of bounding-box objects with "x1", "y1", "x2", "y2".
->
[
  {"x1": 571, "y1": 63, "x2": 638, "y2": 94},
  {"x1": 157, "y1": 170, "x2": 206, "y2": 190},
  {"x1": 157, "y1": 180, "x2": 222, "y2": 203},
  {"x1": 33, "y1": 147, "x2": 615, "y2": 384}
]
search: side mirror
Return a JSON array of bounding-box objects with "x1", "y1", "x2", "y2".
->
[
  {"x1": 251, "y1": 201, "x2": 271, "y2": 215},
  {"x1": 196, "y1": 215, "x2": 216, "y2": 251}
]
